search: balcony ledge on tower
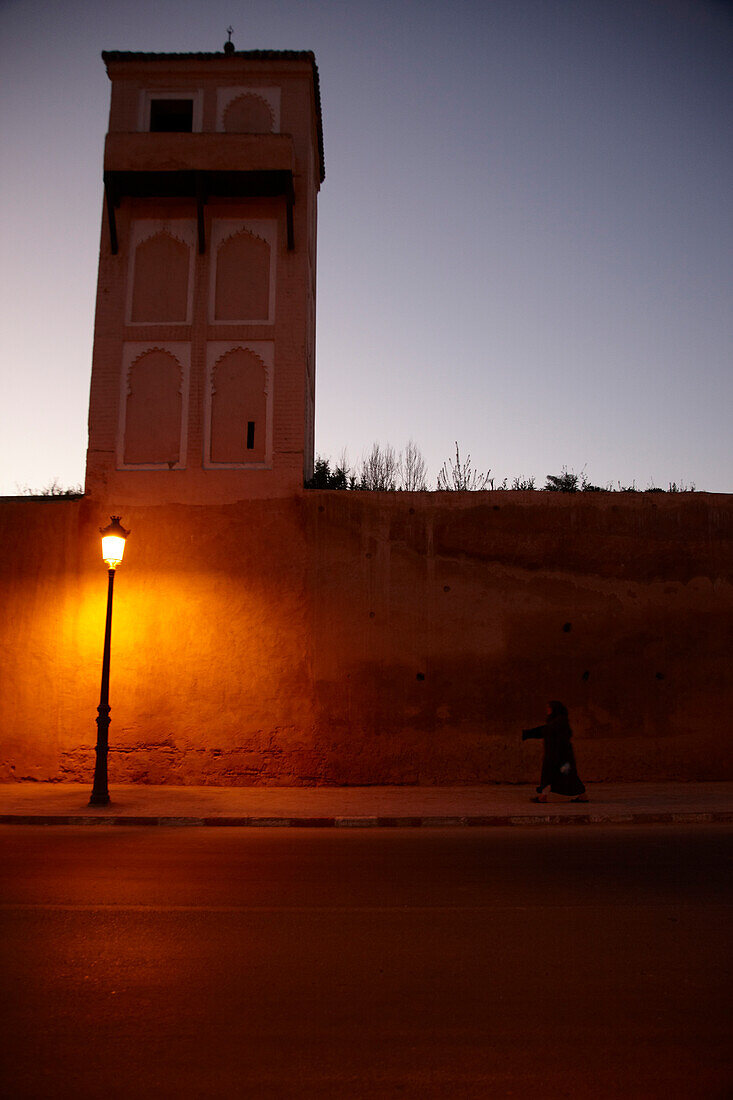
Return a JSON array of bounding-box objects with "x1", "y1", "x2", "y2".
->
[{"x1": 103, "y1": 132, "x2": 297, "y2": 254}]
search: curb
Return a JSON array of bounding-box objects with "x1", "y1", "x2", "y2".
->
[{"x1": 0, "y1": 812, "x2": 730, "y2": 828}]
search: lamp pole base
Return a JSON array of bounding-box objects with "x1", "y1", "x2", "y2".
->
[{"x1": 89, "y1": 702, "x2": 111, "y2": 807}]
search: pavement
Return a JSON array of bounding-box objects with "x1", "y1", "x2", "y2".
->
[{"x1": 0, "y1": 781, "x2": 731, "y2": 827}]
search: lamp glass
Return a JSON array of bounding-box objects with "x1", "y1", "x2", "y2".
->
[{"x1": 102, "y1": 535, "x2": 126, "y2": 568}]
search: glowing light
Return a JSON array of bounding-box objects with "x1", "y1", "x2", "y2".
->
[{"x1": 100, "y1": 516, "x2": 130, "y2": 569}]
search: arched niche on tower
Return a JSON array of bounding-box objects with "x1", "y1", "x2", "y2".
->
[
  {"x1": 211, "y1": 221, "x2": 275, "y2": 324},
  {"x1": 205, "y1": 342, "x2": 273, "y2": 468},
  {"x1": 127, "y1": 222, "x2": 195, "y2": 325},
  {"x1": 118, "y1": 343, "x2": 189, "y2": 468},
  {"x1": 222, "y1": 93, "x2": 274, "y2": 133},
  {"x1": 216, "y1": 86, "x2": 280, "y2": 133}
]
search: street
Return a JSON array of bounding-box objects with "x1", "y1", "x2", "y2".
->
[{"x1": 1, "y1": 825, "x2": 731, "y2": 1099}]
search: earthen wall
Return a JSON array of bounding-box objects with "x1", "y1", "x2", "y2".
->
[{"x1": 1, "y1": 491, "x2": 731, "y2": 784}]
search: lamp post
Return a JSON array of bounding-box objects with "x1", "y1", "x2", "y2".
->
[{"x1": 89, "y1": 516, "x2": 130, "y2": 807}]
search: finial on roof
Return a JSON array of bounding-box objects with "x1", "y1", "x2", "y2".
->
[{"x1": 224, "y1": 27, "x2": 235, "y2": 55}]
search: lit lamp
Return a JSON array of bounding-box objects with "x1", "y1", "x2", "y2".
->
[{"x1": 89, "y1": 516, "x2": 130, "y2": 806}]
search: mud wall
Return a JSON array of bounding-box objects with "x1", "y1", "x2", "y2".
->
[{"x1": 1, "y1": 491, "x2": 731, "y2": 785}]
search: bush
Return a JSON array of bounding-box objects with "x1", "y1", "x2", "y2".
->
[
  {"x1": 305, "y1": 457, "x2": 355, "y2": 490},
  {"x1": 544, "y1": 468, "x2": 580, "y2": 492},
  {"x1": 358, "y1": 443, "x2": 400, "y2": 491},
  {"x1": 437, "y1": 443, "x2": 493, "y2": 491},
  {"x1": 307, "y1": 451, "x2": 700, "y2": 496},
  {"x1": 667, "y1": 481, "x2": 695, "y2": 493},
  {"x1": 401, "y1": 440, "x2": 428, "y2": 491},
  {"x1": 306, "y1": 442, "x2": 429, "y2": 491},
  {"x1": 21, "y1": 479, "x2": 83, "y2": 498}
]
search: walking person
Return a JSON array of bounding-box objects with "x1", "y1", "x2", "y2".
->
[{"x1": 522, "y1": 700, "x2": 588, "y2": 803}]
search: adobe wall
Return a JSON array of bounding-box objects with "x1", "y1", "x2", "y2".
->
[
  {"x1": 307, "y1": 492, "x2": 733, "y2": 783},
  {"x1": 1, "y1": 491, "x2": 731, "y2": 785}
]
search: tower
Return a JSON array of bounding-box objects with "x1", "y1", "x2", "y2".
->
[{"x1": 85, "y1": 46, "x2": 324, "y2": 503}]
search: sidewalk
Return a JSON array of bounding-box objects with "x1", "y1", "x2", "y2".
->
[{"x1": 0, "y1": 782, "x2": 731, "y2": 827}]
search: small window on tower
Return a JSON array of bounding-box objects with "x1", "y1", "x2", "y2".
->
[
  {"x1": 246, "y1": 421, "x2": 256, "y2": 450},
  {"x1": 150, "y1": 99, "x2": 194, "y2": 132}
]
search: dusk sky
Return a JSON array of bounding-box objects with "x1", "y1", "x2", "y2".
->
[{"x1": 1, "y1": 0, "x2": 731, "y2": 494}]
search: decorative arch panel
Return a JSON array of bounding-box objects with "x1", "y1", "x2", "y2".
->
[
  {"x1": 118, "y1": 342, "x2": 190, "y2": 469},
  {"x1": 205, "y1": 342, "x2": 273, "y2": 468},
  {"x1": 126, "y1": 221, "x2": 195, "y2": 325},
  {"x1": 222, "y1": 93, "x2": 275, "y2": 133},
  {"x1": 210, "y1": 220, "x2": 276, "y2": 324},
  {"x1": 216, "y1": 86, "x2": 280, "y2": 133}
]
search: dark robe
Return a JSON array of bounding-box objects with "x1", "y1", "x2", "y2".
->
[{"x1": 522, "y1": 712, "x2": 586, "y2": 796}]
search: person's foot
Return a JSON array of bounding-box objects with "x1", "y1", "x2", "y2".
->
[
  {"x1": 571, "y1": 794, "x2": 589, "y2": 803},
  {"x1": 531, "y1": 794, "x2": 548, "y2": 803}
]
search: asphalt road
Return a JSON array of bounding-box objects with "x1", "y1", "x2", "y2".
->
[{"x1": 1, "y1": 825, "x2": 731, "y2": 1099}]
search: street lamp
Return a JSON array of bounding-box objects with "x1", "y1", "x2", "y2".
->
[{"x1": 89, "y1": 516, "x2": 130, "y2": 806}]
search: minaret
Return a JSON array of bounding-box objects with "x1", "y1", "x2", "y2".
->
[{"x1": 84, "y1": 42, "x2": 324, "y2": 503}]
